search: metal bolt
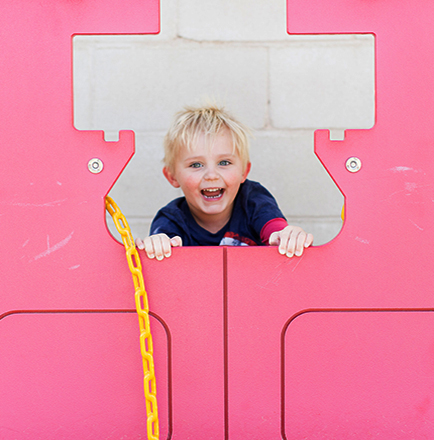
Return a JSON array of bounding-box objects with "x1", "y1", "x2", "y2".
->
[
  {"x1": 88, "y1": 158, "x2": 104, "y2": 174},
  {"x1": 346, "y1": 157, "x2": 362, "y2": 173}
]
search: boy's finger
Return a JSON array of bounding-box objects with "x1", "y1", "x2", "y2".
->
[
  {"x1": 161, "y1": 235, "x2": 172, "y2": 258},
  {"x1": 170, "y1": 236, "x2": 183, "y2": 247},
  {"x1": 286, "y1": 230, "x2": 300, "y2": 257},
  {"x1": 152, "y1": 236, "x2": 165, "y2": 261},
  {"x1": 143, "y1": 236, "x2": 156, "y2": 259},
  {"x1": 294, "y1": 231, "x2": 307, "y2": 257},
  {"x1": 135, "y1": 237, "x2": 145, "y2": 250},
  {"x1": 268, "y1": 231, "x2": 279, "y2": 246},
  {"x1": 305, "y1": 233, "x2": 314, "y2": 248},
  {"x1": 279, "y1": 231, "x2": 291, "y2": 255},
  {"x1": 276, "y1": 228, "x2": 293, "y2": 255}
]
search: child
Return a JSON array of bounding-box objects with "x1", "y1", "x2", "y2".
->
[{"x1": 135, "y1": 105, "x2": 313, "y2": 260}]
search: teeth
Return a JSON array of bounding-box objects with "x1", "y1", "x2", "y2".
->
[{"x1": 202, "y1": 188, "x2": 224, "y2": 199}]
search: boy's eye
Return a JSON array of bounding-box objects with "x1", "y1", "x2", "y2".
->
[
  {"x1": 219, "y1": 160, "x2": 231, "y2": 166},
  {"x1": 190, "y1": 162, "x2": 203, "y2": 168}
]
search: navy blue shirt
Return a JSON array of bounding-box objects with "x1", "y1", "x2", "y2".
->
[{"x1": 150, "y1": 180, "x2": 286, "y2": 246}]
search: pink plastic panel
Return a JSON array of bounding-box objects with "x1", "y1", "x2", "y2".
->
[
  {"x1": 0, "y1": 312, "x2": 169, "y2": 439},
  {"x1": 1, "y1": 244, "x2": 225, "y2": 439},
  {"x1": 225, "y1": 247, "x2": 434, "y2": 438},
  {"x1": 3, "y1": 0, "x2": 434, "y2": 438},
  {"x1": 284, "y1": 311, "x2": 434, "y2": 438},
  {"x1": 141, "y1": 249, "x2": 226, "y2": 439},
  {"x1": 0, "y1": 1, "x2": 159, "y2": 314}
]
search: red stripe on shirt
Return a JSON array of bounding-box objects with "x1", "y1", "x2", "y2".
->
[{"x1": 260, "y1": 218, "x2": 288, "y2": 244}]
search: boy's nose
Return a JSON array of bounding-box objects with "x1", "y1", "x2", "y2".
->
[{"x1": 204, "y1": 166, "x2": 219, "y2": 180}]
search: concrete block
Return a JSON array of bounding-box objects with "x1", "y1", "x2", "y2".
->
[
  {"x1": 248, "y1": 130, "x2": 344, "y2": 217},
  {"x1": 158, "y1": 0, "x2": 179, "y2": 40},
  {"x1": 107, "y1": 132, "x2": 182, "y2": 215},
  {"x1": 74, "y1": 40, "x2": 268, "y2": 133},
  {"x1": 270, "y1": 35, "x2": 375, "y2": 130},
  {"x1": 179, "y1": 0, "x2": 288, "y2": 41}
]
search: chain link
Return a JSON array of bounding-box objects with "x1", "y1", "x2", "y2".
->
[{"x1": 105, "y1": 196, "x2": 159, "y2": 440}]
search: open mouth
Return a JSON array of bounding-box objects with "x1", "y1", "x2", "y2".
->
[{"x1": 201, "y1": 188, "x2": 224, "y2": 199}]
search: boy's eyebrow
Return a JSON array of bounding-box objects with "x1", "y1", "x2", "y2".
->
[
  {"x1": 182, "y1": 155, "x2": 205, "y2": 162},
  {"x1": 215, "y1": 152, "x2": 237, "y2": 158},
  {"x1": 183, "y1": 153, "x2": 238, "y2": 162}
]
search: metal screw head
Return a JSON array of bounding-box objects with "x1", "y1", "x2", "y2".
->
[
  {"x1": 88, "y1": 158, "x2": 104, "y2": 174},
  {"x1": 346, "y1": 157, "x2": 362, "y2": 173}
]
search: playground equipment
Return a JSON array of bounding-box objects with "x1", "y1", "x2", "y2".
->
[
  {"x1": 106, "y1": 197, "x2": 159, "y2": 440},
  {"x1": 2, "y1": 1, "x2": 434, "y2": 439}
]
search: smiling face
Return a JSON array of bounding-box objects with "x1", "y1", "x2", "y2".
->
[{"x1": 163, "y1": 128, "x2": 251, "y2": 233}]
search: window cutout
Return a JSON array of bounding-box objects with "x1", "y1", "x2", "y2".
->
[
  {"x1": 329, "y1": 129, "x2": 346, "y2": 141},
  {"x1": 74, "y1": 33, "x2": 374, "y2": 246},
  {"x1": 104, "y1": 131, "x2": 120, "y2": 142}
]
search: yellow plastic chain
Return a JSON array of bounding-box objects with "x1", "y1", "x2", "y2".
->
[{"x1": 105, "y1": 196, "x2": 159, "y2": 440}]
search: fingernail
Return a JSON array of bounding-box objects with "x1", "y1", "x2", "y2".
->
[
  {"x1": 156, "y1": 255, "x2": 163, "y2": 261},
  {"x1": 295, "y1": 250, "x2": 302, "y2": 256},
  {"x1": 165, "y1": 252, "x2": 171, "y2": 258},
  {"x1": 279, "y1": 247, "x2": 286, "y2": 255},
  {"x1": 286, "y1": 252, "x2": 294, "y2": 258}
]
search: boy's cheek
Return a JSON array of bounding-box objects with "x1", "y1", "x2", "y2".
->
[{"x1": 183, "y1": 177, "x2": 202, "y2": 194}]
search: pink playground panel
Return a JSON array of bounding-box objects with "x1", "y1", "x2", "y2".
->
[{"x1": 1, "y1": 1, "x2": 434, "y2": 439}]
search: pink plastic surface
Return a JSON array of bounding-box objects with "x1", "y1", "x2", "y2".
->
[{"x1": 2, "y1": 1, "x2": 434, "y2": 439}]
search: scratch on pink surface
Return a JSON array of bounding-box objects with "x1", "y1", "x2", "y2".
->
[
  {"x1": 10, "y1": 199, "x2": 67, "y2": 208},
  {"x1": 69, "y1": 265, "x2": 81, "y2": 270},
  {"x1": 291, "y1": 253, "x2": 305, "y2": 272},
  {"x1": 389, "y1": 166, "x2": 422, "y2": 174},
  {"x1": 409, "y1": 219, "x2": 424, "y2": 231},
  {"x1": 355, "y1": 236, "x2": 370, "y2": 245},
  {"x1": 30, "y1": 232, "x2": 74, "y2": 262}
]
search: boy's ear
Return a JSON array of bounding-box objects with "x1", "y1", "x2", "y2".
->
[
  {"x1": 163, "y1": 167, "x2": 181, "y2": 188},
  {"x1": 241, "y1": 162, "x2": 251, "y2": 183}
]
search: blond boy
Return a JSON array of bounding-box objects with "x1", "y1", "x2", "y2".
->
[{"x1": 136, "y1": 105, "x2": 313, "y2": 260}]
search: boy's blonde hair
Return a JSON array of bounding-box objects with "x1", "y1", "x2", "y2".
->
[{"x1": 163, "y1": 105, "x2": 251, "y2": 173}]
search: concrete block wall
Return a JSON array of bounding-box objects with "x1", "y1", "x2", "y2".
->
[{"x1": 73, "y1": 0, "x2": 375, "y2": 245}]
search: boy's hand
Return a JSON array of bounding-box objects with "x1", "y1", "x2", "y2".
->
[
  {"x1": 269, "y1": 226, "x2": 313, "y2": 258},
  {"x1": 135, "y1": 234, "x2": 182, "y2": 260}
]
